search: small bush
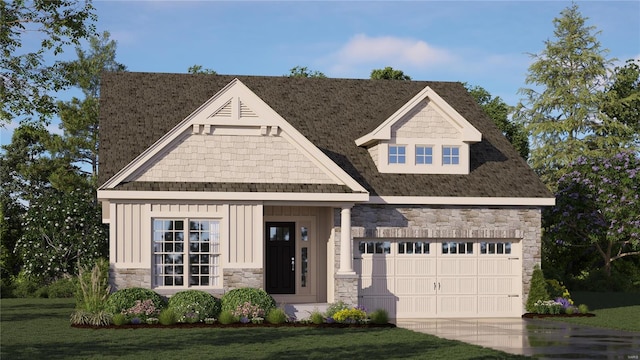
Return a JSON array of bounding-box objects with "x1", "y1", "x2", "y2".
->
[
  {"x1": 221, "y1": 288, "x2": 276, "y2": 315},
  {"x1": 218, "y1": 310, "x2": 238, "y2": 325},
  {"x1": 325, "y1": 300, "x2": 350, "y2": 319},
  {"x1": 369, "y1": 309, "x2": 389, "y2": 324},
  {"x1": 48, "y1": 277, "x2": 76, "y2": 298},
  {"x1": 122, "y1": 299, "x2": 160, "y2": 321},
  {"x1": 104, "y1": 288, "x2": 165, "y2": 315},
  {"x1": 11, "y1": 271, "x2": 41, "y2": 298},
  {"x1": 34, "y1": 285, "x2": 49, "y2": 298},
  {"x1": 168, "y1": 290, "x2": 221, "y2": 323},
  {"x1": 310, "y1": 310, "x2": 324, "y2": 324},
  {"x1": 266, "y1": 308, "x2": 287, "y2": 324},
  {"x1": 333, "y1": 308, "x2": 367, "y2": 323},
  {"x1": 158, "y1": 308, "x2": 178, "y2": 325},
  {"x1": 71, "y1": 310, "x2": 111, "y2": 326},
  {"x1": 0, "y1": 278, "x2": 15, "y2": 298},
  {"x1": 111, "y1": 313, "x2": 128, "y2": 326},
  {"x1": 578, "y1": 304, "x2": 589, "y2": 314},
  {"x1": 526, "y1": 264, "x2": 550, "y2": 312},
  {"x1": 232, "y1": 301, "x2": 265, "y2": 319}
]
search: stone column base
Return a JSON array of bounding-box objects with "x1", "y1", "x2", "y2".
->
[{"x1": 334, "y1": 273, "x2": 358, "y2": 306}]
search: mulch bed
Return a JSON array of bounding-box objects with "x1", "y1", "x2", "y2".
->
[
  {"x1": 522, "y1": 313, "x2": 596, "y2": 319},
  {"x1": 71, "y1": 322, "x2": 397, "y2": 330}
]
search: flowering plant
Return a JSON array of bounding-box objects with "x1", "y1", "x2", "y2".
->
[
  {"x1": 232, "y1": 301, "x2": 265, "y2": 320},
  {"x1": 333, "y1": 308, "x2": 367, "y2": 323},
  {"x1": 122, "y1": 299, "x2": 159, "y2": 321},
  {"x1": 533, "y1": 300, "x2": 563, "y2": 314}
]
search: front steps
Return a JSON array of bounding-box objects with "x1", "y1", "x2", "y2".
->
[{"x1": 280, "y1": 303, "x2": 329, "y2": 321}]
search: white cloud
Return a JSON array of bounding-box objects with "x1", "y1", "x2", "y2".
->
[{"x1": 324, "y1": 34, "x2": 455, "y2": 76}]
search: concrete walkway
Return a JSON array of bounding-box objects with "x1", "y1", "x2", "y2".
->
[{"x1": 396, "y1": 318, "x2": 640, "y2": 359}]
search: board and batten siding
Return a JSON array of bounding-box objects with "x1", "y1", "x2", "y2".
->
[
  {"x1": 228, "y1": 204, "x2": 263, "y2": 267},
  {"x1": 109, "y1": 202, "x2": 151, "y2": 268}
]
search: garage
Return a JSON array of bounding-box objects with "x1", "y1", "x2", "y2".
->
[{"x1": 354, "y1": 239, "x2": 522, "y2": 319}]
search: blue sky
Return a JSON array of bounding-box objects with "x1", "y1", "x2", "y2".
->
[{"x1": 2, "y1": 0, "x2": 639, "y2": 146}]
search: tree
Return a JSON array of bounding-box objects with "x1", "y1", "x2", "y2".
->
[
  {"x1": 1, "y1": 0, "x2": 97, "y2": 125},
  {"x1": 370, "y1": 67, "x2": 411, "y2": 80},
  {"x1": 465, "y1": 84, "x2": 529, "y2": 159},
  {"x1": 14, "y1": 187, "x2": 108, "y2": 281},
  {"x1": 286, "y1": 66, "x2": 326, "y2": 78},
  {"x1": 187, "y1": 64, "x2": 217, "y2": 75},
  {"x1": 601, "y1": 59, "x2": 640, "y2": 147},
  {"x1": 56, "y1": 31, "x2": 126, "y2": 185},
  {"x1": 545, "y1": 151, "x2": 640, "y2": 278},
  {"x1": 513, "y1": 3, "x2": 631, "y2": 188}
]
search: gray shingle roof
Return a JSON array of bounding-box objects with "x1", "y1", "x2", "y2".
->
[{"x1": 98, "y1": 72, "x2": 552, "y2": 199}]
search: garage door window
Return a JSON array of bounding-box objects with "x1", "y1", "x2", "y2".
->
[
  {"x1": 359, "y1": 241, "x2": 391, "y2": 254},
  {"x1": 480, "y1": 241, "x2": 512, "y2": 254},
  {"x1": 442, "y1": 241, "x2": 473, "y2": 254},
  {"x1": 398, "y1": 241, "x2": 430, "y2": 254}
]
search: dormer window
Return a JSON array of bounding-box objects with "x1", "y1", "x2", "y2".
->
[
  {"x1": 442, "y1": 146, "x2": 460, "y2": 165},
  {"x1": 415, "y1": 146, "x2": 433, "y2": 165},
  {"x1": 388, "y1": 145, "x2": 406, "y2": 164}
]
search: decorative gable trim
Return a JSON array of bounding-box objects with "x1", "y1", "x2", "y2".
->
[
  {"x1": 355, "y1": 86, "x2": 482, "y2": 147},
  {"x1": 100, "y1": 79, "x2": 368, "y2": 195}
]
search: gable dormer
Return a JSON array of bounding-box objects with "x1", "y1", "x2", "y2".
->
[{"x1": 355, "y1": 86, "x2": 481, "y2": 175}]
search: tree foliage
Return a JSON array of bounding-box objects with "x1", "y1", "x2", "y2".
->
[
  {"x1": 545, "y1": 151, "x2": 640, "y2": 277},
  {"x1": 514, "y1": 3, "x2": 633, "y2": 188},
  {"x1": 187, "y1": 64, "x2": 217, "y2": 75},
  {"x1": 601, "y1": 59, "x2": 640, "y2": 146},
  {"x1": 14, "y1": 187, "x2": 108, "y2": 281},
  {"x1": 465, "y1": 84, "x2": 529, "y2": 159},
  {"x1": 1, "y1": 0, "x2": 97, "y2": 124},
  {"x1": 286, "y1": 66, "x2": 326, "y2": 78},
  {"x1": 370, "y1": 66, "x2": 411, "y2": 80}
]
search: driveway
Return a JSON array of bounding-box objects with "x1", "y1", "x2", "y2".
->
[{"x1": 396, "y1": 318, "x2": 640, "y2": 359}]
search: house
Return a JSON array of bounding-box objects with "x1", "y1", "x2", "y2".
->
[{"x1": 97, "y1": 72, "x2": 554, "y2": 318}]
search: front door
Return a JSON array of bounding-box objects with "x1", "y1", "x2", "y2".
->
[{"x1": 265, "y1": 222, "x2": 296, "y2": 294}]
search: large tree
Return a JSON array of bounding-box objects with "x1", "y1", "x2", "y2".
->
[
  {"x1": 465, "y1": 84, "x2": 529, "y2": 160},
  {"x1": 600, "y1": 59, "x2": 640, "y2": 148},
  {"x1": 55, "y1": 31, "x2": 126, "y2": 185},
  {"x1": 513, "y1": 3, "x2": 631, "y2": 188},
  {"x1": 1, "y1": 0, "x2": 97, "y2": 125},
  {"x1": 370, "y1": 66, "x2": 411, "y2": 80}
]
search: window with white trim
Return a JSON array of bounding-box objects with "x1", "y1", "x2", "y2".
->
[
  {"x1": 359, "y1": 241, "x2": 391, "y2": 254},
  {"x1": 442, "y1": 241, "x2": 473, "y2": 254},
  {"x1": 398, "y1": 241, "x2": 430, "y2": 254},
  {"x1": 153, "y1": 219, "x2": 220, "y2": 288},
  {"x1": 388, "y1": 145, "x2": 406, "y2": 164},
  {"x1": 480, "y1": 241, "x2": 512, "y2": 254},
  {"x1": 442, "y1": 146, "x2": 460, "y2": 165},
  {"x1": 415, "y1": 146, "x2": 433, "y2": 165}
]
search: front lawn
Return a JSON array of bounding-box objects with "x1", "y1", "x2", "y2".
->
[
  {"x1": 0, "y1": 298, "x2": 528, "y2": 360},
  {"x1": 544, "y1": 292, "x2": 640, "y2": 332}
]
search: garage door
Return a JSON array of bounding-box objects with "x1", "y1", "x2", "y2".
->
[{"x1": 354, "y1": 240, "x2": 522, "y2": 319}]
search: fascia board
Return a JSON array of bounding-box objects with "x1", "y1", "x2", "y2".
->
[
  {"x1": 97, "y1": 190, "x2": 369, "y2": 202},
  {"x1": 369, "y1": 195, "x2": 556, "y2": 206}
]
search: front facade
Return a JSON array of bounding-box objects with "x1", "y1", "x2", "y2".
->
[{"x1": 98, "y1": 73, "x2": 554, "y2": 318}]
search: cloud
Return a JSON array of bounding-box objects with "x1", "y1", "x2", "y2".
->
[{"x1": 324, "y1": 34, "x2": 455, "y2": 76}]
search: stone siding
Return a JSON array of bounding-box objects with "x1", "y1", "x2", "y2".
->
[
  {"x1": 134, "y1": 132, "x2": 334, "y2": 184},
  {"x1": 223, "y1": 268, "x2": 264, "y2": 291},
  {"x1": 109, "y1": 267, "x2": 151, "y2": 291}
]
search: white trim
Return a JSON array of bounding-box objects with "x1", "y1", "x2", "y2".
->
[
  {"x1": 355, "y1": 86, "x2": 482, "y2": 147},
  {"x1": 98, "y1": 190, "x2": 369, "y2": 202},
  {"x1": 369, "y1": 196, "x2": 555, "y2": 206},
  {"x1": 101, "y1": 78, "x2": 367, "y2": 194}
]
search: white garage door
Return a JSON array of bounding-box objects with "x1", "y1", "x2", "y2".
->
[{"x1": 354, "y1": 240, "x2": 522, "y2": 319}]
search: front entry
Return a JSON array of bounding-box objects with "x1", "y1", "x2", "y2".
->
[{"x1": 265, "y1": 222, "x2": 296, "y2": 294}]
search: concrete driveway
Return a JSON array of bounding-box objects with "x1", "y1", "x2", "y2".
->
[{"x1": 396, "y1": 318, "x2": 640, "y2": 359}]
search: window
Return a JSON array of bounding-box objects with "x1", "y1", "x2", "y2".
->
[
  {"x1": 415, "y1": 146, "x2": 433, "y2": 165},
  {"x1": 480, "y1": 241, "x2": 512, "y2": 254},
  {"x1": 153, "y1": 219, "x2": 220, "y2": 288},
  {"x1": 388, "y1": 145, "x2": 406, "y2": 164},
  {"x1": 359, "y1": 241, "x2": 391, "y2": 254},
  {"x1": 398, "y1": 241, "x2": 430, "y2": 254},
  {"x1": 442, "y1": 146, "x2": 460, "y2": 165},
  {"x1": 442, "y1": 241, "x2": 473, "y2": 254}
]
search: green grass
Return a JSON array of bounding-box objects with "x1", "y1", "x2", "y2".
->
[
  {"x1": 0, "y1": 298, "x2": 528, "y2": 360},
  {"x1": 546, "y1": 292, "x2": 640, "y2": 332}
]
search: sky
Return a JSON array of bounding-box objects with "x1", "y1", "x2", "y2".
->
[{"x1": 1, "y1": 0, "x2": 639, "y2": 147}]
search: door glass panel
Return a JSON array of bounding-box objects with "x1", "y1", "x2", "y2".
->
[
  {"x1": 301, "y1": 226, "x2": 308, "y2": 241},
  {"x1": 301, "y1": 247, "x2": 308, "y2": 287}
]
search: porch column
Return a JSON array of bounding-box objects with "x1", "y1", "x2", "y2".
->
[{"x1": 338, "y1": 205, "x2": 355, "y2": 274}]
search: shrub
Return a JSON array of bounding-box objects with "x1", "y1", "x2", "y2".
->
[
  {"x1": 11, "y1": 271, "x2": 41, "y2": 298},
  {"x1": 70, "y1": 310, "x2": 112, "y2": 326},
  {"x1": 76, "y1": 259, "x2": 110, "y2": 312},
  {"x1": 333, "y1": 308, "x2": 367, "y2": 323},
  {"x1": 232, "y1": 301, "x2": 265, "y2": 319},
  {"x1": 369, "y1": 309, "x2": 389, "y2": 324},
  {"x1": 218, "y1": 310, "x2": 238, "y2": 325},
  {"x1": 526, "y1": 264, "x2": 550, "y2": 312},
  {"x1": 104, "y1": 287, "x2": 165, "y2": 315},
  {"x1": 158, "y1": 308, "x2": 178, "y2": 325},
  {"x1": 578, "y1": 304, "x2": 589, "y2": 314},
  {"x1": 310, "y1": 310, "x2": 324, "y2": 324},
  {"x1": 111, "y1": 313, "x2": 128, "y2": 326},
  {"x1": 0, "y1": 278, "x2": 15, "y2": 298},
  {"x1": 265, "y1": 308, "x2": 287, "y2": 324},
  {"x1": 221, "y1": 288, "x2": 276, "y2": 315},
  {"x1": 122, "y1": 299, "x2": 160, "y2": 321},
  {"x1": 34, "y1": 285, "x2": 49, "y2": 298},
  {"x1": 48, "y1": 277, "x2": 76, "y2": 298},
  {"x1": 325, "y1": 300, "x2": 350, "y2": 319},
  {"x1": 168, "y1": 290, "x2": 221, "y2": 323}
]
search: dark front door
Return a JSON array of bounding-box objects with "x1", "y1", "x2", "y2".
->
[{"x1": 265, "y1": 222, "x2": 295, "y2": 294}]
